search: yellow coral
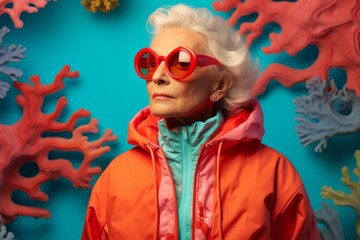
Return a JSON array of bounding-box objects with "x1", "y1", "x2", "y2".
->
[
  {"x1": 321, "y1": 150, "x2": 360, "y2": 240},
  {"x1": 81, "y1": 0, "x2": 119, "y2": 13}
]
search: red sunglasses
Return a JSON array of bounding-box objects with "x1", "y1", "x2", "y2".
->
[{"x1": 134, "y1": 46, "x2": 222, "y2": 81}]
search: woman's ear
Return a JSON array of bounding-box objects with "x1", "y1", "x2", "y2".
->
[{"x1": 210, "y1": 74, "x2": 233, "y2": 102}]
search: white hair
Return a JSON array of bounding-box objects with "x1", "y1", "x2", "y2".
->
[{"x1": 147, "y1": 4, "x2": 259, "y2": 116}]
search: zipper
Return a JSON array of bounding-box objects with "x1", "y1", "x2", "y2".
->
[{"x1": 178, "y1": 127, "x2": 191, "y2": 240}]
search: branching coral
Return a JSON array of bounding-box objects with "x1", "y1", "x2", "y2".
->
[
  {"x1": 0, "y1": 215, "x2": 14, "y2": 240},
  {"x1": 81, "y1": 0, "x2": 119, "y2": 13},
  {"x1": 294, "y1": 76, "x2": 360, "y2": 152},
  {"x1": 0, "y1": 65, "x2": 117, "y2": 223},
  {"x1": 213, "y1": 0, "x2": 360, "y2": 97},
  {"x1": 315, "y1": 202, "x2": 344, "y2": 240},
  {"x1": 0, "y1": 26, "x2": 26, "y2": 99},
  {"x1": 321, "y1": 150, "x2": 360, "y2": 239},
  {"x1": 0, "y1": 0, "x2": 47, "y2": 28}
]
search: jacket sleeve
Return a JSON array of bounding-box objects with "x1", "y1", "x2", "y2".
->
[
  {"x1": 271, "y1": 186, "x2": 321, "y2": 240},
  {"x1": 81, "y1": 177, "x2": 108, "y2": 240}
]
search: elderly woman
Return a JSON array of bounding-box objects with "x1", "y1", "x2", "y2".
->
[{"x1": 82, "y1": 4, "x2": 320, "y2": 240}]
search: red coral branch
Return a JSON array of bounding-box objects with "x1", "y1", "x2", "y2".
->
[
  {"x1": 0, "y1": 0, "x2": 47, "y2": 28},
  {"x1": 213, "y1": 0, "x2": 360, "y2": 96},
  {"x1": 0, "y1": 65, "x2": 117, "y2": 223}
]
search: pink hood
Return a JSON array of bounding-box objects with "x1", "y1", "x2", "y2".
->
[{"x1": 128, "y1": 99, "x2": 265, "y2": 150}]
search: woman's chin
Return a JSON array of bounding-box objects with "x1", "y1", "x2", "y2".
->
[
  {"x1": 150, "y1": 103, "x2": 176, "y2": 117},
  {"x1": 150, "y1": 108, "x2": 176, "y2": 119}
]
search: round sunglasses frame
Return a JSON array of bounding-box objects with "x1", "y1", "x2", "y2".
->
[{"x1": 134, "y1": 46, "x2": 222, "y2": 81}]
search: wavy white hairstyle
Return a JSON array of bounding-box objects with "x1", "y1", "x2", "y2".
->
[{"x1": 147, "y1": 4, "x2": 259, "y2": 116}]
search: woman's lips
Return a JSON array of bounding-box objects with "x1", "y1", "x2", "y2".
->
[{"x1": 152, "y1": 93, "x2": 172, "y2": 100}]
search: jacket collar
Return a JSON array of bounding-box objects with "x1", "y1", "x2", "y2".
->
[{"x1": 128, "y1": 99, "x2": 265, "y2": 150}]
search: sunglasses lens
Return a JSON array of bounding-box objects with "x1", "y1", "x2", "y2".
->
[
  {"x1": 167, "y1": 49, "x2": 192, "y2": 78},
  {"x1": 137, "y1": 51, "x2": 157, "y2": 79}
]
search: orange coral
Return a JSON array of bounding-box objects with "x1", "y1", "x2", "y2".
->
[
  {"x1": 0, "y1": 0, "x2": 47, "y2": 28},
  {"x1": 0, "y1": 65, "x2": 117, "y2": 223},
  {"x1": 213, "y1": 0, "x2": 360, "y2": 97}
]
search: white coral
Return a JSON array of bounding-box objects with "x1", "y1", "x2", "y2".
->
[
  {"x1": 315, "y1": 202, "x2": 344, "y2": 240},
  {"x1": 0, "y1": 215, "x2": 14, "y2": 240},
  {"x1": 294, "y1": 76, "x2": 360, "y2": 152},
  {"x1": 0, "y1": 26, "x2": 26, "y2": 99}
]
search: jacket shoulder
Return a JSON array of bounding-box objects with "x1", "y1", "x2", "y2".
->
[
  {"x1": 108, "y1": 146, "x2": 152, "y2": 169},
  {"x1": 222, "y1": 141, "x2": 306, "y2": 210}
]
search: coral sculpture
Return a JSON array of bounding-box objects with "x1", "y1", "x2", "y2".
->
[
  {"x1": 0, "y1": 0, "x2": 47, "y2": 28},
  {"x1": 0, "y1": 65, "x2": 117, "y2": 223},
  {"x1": 294, "y1": 76, "x2": 360, "y2": 152},
  {"x1": 321, "y1": 150, "x2": 360, "y2": 239},
  {"x1": 0, "y1": 26, "x2": 26, "y2": 99},
  {"x1": 81, "y1": 0, "x2": 119, "y2": 13},
  {"x1": 0, "y1": 215, "x2": 14, "y2": 240},
  {"x1": 213, "y1": 0, "x2": 360, "y2": 97},
  {"x1": 315, "y1": 202, "x2": 344, "y2": 240}
]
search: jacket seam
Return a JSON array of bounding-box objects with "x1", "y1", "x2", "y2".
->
[
  {"x1": 93, "y1": 188, "x2": 106, "y2": 214},
  {"x1": 93, "y1": 187, "x2": 108, "y2": 236},
  {"x1": 272, "y1": 185, "x2": 304, "y2": 237}
]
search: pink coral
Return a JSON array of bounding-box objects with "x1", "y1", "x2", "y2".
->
[
  {"x1": 0, "y1": 65, "x2": 117, "y2": 223},
  {"x1": 0, "y1": 0, "x2": 47, "y2": 28},
  {"x1": 213, "y1": 0, "x2": 360, "y2": 97}
]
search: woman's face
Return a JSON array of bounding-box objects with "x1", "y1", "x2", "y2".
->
[{"x1": 147, "y1": 28, "x2": 221, "y2": 125}]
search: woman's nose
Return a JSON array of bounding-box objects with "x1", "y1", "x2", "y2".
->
[{"x1": 152, "y1": 62, "x2": 169, "y2": 85}]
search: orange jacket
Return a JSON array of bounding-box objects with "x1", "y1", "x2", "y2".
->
[{"x1": 82, "y1": 101, "x2": 320, "y2": 240}]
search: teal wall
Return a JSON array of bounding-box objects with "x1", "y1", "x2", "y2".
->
[{"x1": 0, "y1": 0, "x2": 358, "y2": 239}]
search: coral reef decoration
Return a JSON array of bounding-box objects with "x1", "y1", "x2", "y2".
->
[
  {"x1": 294, "y1": 76, "x2": 360, "y2": 152},
  {"x1": 0, "y1": 214, "x2": 14, "y2": 240},
  {"x1": 321, "y1": 150, "x2": 360, "y2": 239},
  {"x1": 0, "y1": 26, "x2": 26, "y2": 99},
  {"x1": 0, "y1": 65, "x2": 117, "y2": 223},
  {"x1": 0, "y1": 0, "x2": 47, "y2": 28},
  {"x1": 315, "y1": 202, "x2": 344, "y2": 240},
  {"x1": 212, "y1": 0, "x2": 360, "y2": 97},
  {"x1": 81, "y1": 0, "x2": 119, "y2": 13}
]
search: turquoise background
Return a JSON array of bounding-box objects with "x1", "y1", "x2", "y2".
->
[{"x1": 0, "y1": 0, "x2": 358, "y2": 239}]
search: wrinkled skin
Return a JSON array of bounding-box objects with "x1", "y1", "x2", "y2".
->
[{"x1": 146, "y1": 28, "x2": 225, "y2": 127}]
